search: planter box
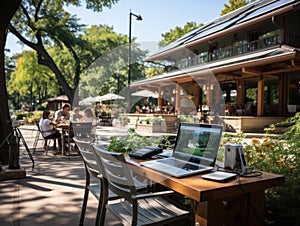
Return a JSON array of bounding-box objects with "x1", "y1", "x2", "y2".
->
[
  {"x1": 115, "y1": 120, "x2": 128, "y2": 127},
  {"x1": 136, "y1": 122, "x2": 167, "y2": 133}
]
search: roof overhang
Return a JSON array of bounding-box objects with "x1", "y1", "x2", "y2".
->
[
  {"x1": 132, "y1": 46, "x2": 300, "y2": 89},
  {"x1": 146, "y1": 0, "x2": 300, "y2": 62}
]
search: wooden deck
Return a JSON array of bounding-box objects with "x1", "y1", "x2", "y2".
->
[{"x1": 223, "y1": 116, "x2": 287, "y2": 133}]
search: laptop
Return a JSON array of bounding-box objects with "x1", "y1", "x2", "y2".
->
[{"x1": 141, "y1": 122, "x2": 223, "y2": 178}]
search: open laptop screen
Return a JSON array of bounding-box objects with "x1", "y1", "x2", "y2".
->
[{"x1": 173, "y1": 123, "x2": 223, "y2": 166}]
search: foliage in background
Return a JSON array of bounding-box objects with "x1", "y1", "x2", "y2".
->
[
  {"x1": 158, "y1": 22, "x2": 203, "y2": 47},
  {"x1": 179, "y1": 115, "x2": 195, "y2": 123},
  {"x1": 221, "y1": 113, "x2": 300, "y2": 226},
  {"x1": 15, "y1": 111, "x2": 30, "y2": 120},
  {"x1": 8, "y1": 51, "x2": 58, "y2": 110},
  {"x1": 221, "y1": 0, "x2": 255, "y2": 16},
  {"x1": 109, "y1": 112, "x2": 300, "y2": 225},
  {"x1": 107, "y1": 128, "x2": 162, "y2": 153},
  {"x1": 9, "y1": 0, "x2": 120, "y2": 104}
]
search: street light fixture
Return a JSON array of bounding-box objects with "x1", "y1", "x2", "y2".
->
[{"x1": 128, "y1": 10, "x2": 142, "y2": 112}]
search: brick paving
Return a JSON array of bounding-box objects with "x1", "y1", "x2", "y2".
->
[{"x1": 0, "y1": 125, "x2": 121, "y2": 226}]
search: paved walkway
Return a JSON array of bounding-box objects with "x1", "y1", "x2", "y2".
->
[
  {"x1": 0, "y1": 125, "x2": 121, "y2": 226},
  {"x1": 0, "y1": 124, "x2": 266, "y2": 226}
]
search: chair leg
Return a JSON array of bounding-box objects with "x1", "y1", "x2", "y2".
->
[
  {"x1": 32, "y1": 131, "x2": 41, "y2": 154},
  {"x1": 80, "y1": 168, "x2": 90, "y2": 226},
  {"x1": 44, "y1": 144, "x2": 49, "y2": 155},
  {"x1": 95, "y1": 197, "x2": 102, "y2": 226},
  {"x1": 79, "y1": 187, "x2": 89, "y2": 226},
  {"x1": 44, "y1": 140, "x2": 48, "y2": 148},
  {"x1": 99, "y1": 181, "x2": 108, "y2": 226}
]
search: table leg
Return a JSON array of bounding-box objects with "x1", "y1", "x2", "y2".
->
[
  {"x1": 194, "y1": 191, "x2": 265, "y2": 226},
  {"x1": 61, "y1": 130, "x2": 65, "y2": 155}
]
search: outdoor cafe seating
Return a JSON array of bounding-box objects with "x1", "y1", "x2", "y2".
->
[
  {"x1": 75, "y1": 138, "x2": 157, "y2": 225},
  {"x1": 32, "y1": 123, "x2": 56, "y2": 155},
  {"x1": 73, "y1": 137, "x2": 119, "y2": 225},
  {"x1": 55, "y1": 121, "x2": 94, "y2": 156},
  {"x1": 91, "y1": 144, "x2": 193, "y2": 226}
]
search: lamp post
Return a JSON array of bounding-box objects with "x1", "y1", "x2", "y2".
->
[{"x1": 128, "y1": 10, "x2": 142, "y2": 112}]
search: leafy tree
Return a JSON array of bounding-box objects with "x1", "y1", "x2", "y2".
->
[
  {"x1": 8, "y1": 0, "x2": 119, "y2": 104},
  {"x1": 77, "y1": 24, "x2": 131, "y2": 98},
  {"x1": 8, "y1": 51, "x2": 58, "y2": 110},
  {"x1": 221, "y1": 0, "x2": 255, "y2": 15},
  {"x1": 158, "y1": 21, "x2": 203, "y2": 47},
  {"x1": 0, "y1": 0, "x2": 22, "y2": 164}
]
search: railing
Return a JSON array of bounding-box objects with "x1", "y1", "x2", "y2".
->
[
  {"x1": 209, "y1": 35, "x2": 281, "y2": 62},
  {"x1": 176, "y1": 34, "x2": 281, "y2": 70},
  {"x1": 169, "y1": 32, "x2": 300, "y2": 72}
]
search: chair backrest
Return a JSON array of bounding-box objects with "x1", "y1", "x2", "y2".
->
[
  {"x1": 91, "y1": 144, "x2": 136, "y2": 202},
  {"x1": 71, "y1": 122, "x2": 93, "y2": 139},
  {"x1": 36, "y1": 122, "x2": 48, "y2": 139},
  {"x1": 74, "y1": 137, "x2": 100, "y2": 178}
]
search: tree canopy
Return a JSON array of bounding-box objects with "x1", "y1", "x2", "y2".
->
[
  {"x1": 8, "y1": 0, "x2": 120, "y2": 104},
  {"x1": 158, "y1": 21, "x2": 203, "y2": 47},
  {"x1": 8, "y1": 51, "x2": 58, "y2": 110},
  {"x1": 221, "y1": 0, "x2": 255, "y2": 15}
]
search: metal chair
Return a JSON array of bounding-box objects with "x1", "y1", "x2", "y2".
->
[
  {"x1": 32, "y1": 123, "x2": 54, "y2": 155},
  {"x1": 91, "y1": 143, "x2": 193, "y2": 226},
  {"x1": 65, "y1": 122, "x2": 93, "y2": 156},
  {"x1": 73, "y1": 137, "x2": 119, "y2": 226}
]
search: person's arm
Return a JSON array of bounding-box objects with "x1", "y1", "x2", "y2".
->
[{"x1": 49, "y1": 120, "x2": 57, "y2": 126}]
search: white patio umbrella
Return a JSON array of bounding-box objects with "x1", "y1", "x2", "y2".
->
[
  {"x1": 98, "y1": 93, "x2": 125, "y2": 101},
  {"x1": 131, "y1": 90, "x2": 159, "y2": 98},
  {"x1": 79, "y1": 96, "x2": 95, "y2": 106},
  {"x1": 91, "y1": 95, "x2": 102, "y2": 102}
]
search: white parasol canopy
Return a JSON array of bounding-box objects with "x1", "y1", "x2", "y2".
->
[
  {"x1": 131, "y1": 90, "x2": 158, "y2": 98},
  {"x1": 91, "y1": 95, "x2": 102, "y2": 102},
  {"x1": 79, "y1": 96, "x2": 95, "y2": 106},
  {"x1": 98, "y1": 93, "x2": 125, "y2": 101}
]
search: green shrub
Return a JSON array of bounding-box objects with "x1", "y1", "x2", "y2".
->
[
  {"x1": 107, "y1": 128, "x2": 162, "y2": 153},
  {"x1": 26, "y1": 111, "x2": 43, "y2": 124},
  {"x1": 117, "y1": 115, "x2": 129, "y2": 121},
  {"x1": 15, "y1": 111, "x2": 28, "y2": 120},
  {"x1": 220, "y1": 115, "x2": 300, "y2": 226},
  {"x1": 107, "y1": 115, "x2": 300, "y2": 225},
  {"x1": 149, "y1": 117, "x2": 164, "y2": 124},
  {"x1": 179, "y1": 115, "x2": 195, "y2": 123}
]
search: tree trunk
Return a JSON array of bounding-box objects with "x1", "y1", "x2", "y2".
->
[{"x1": 0, "y1": 0, "x2": 21, "y2": 164}]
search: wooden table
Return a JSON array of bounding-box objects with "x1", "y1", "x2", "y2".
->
[
  {"x1": 126, "y1": 157, "x2": 285, "y2": 226},
  {"x1": 56, "y1": 123, "x2": 70, "y2": 155}
]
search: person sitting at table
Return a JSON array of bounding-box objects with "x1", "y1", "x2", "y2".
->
[
  {"x1": 39, "y1": 110, "x2": 62, "y2": 154},
  {"x1": 55, "y1": 103, "x2": 70, "y2": 123},
  {"x1": 167, "y1": 102, "x2": 175, "y2": 114},
  {"x1": 71, "y1": 107, "x2": 83, "y2": 122},
  {"x1": 83, "y1": 107, "x2": 97, "y2": 126}
]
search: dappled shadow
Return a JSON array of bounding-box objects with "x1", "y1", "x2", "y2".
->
[
  {"x1": 17, "y1": 176, "x2": 84, "y2": 191},
  {"x1": 0, "y1": 125, "x2": 121, "y2": 225}
]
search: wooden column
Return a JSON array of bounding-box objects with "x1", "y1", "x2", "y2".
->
[
  {"x1": 236, "y1": 79, "x2": 244, "y2": 105},
  {"x1": 176, "y1": 83, "x2": 181, "y2": 113},
  {"x1": 158, "y1": 86, "x2": 163, "y2": 110},
  {"x1": 278, "y1": 74, "x2": 284, "y2": 115},
  {"x1": 257, "y1": 75, "x2": 264, "y2": 116},
  {"x1": 206, "y1": 82, "x2": 212, "y2": 108}
]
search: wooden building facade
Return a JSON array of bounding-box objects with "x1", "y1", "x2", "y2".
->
[{"x1": 130, "y1": 0, "x2": 300, "y2": 132}]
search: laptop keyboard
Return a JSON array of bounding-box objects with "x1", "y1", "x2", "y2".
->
[{"x1": 157, "y1": 158, "x2": 205, "y2": 171}]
